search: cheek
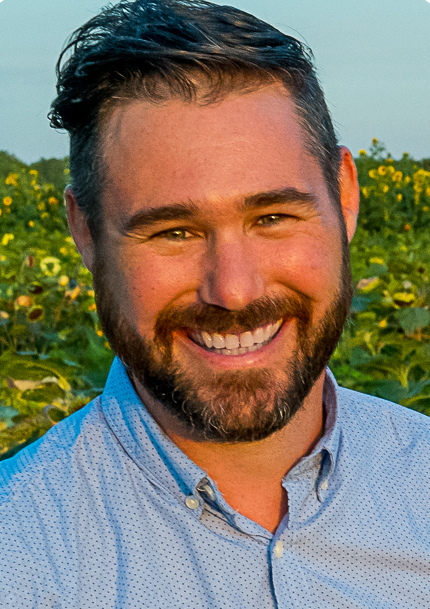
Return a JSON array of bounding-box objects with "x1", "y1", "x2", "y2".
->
[
  {"x1": 261, "y1": 234, "x2": 343, "y2": 300},
  {"x1": 114, "y1": 249, "x2": 199, "y2": 330}
]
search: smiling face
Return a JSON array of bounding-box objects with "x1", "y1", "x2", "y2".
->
[{"x1": 80, "y1": 84, "x2": 357, "y2": 443}]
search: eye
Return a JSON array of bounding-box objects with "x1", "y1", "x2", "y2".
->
[
  {"x1": 257, "y1": 214, "x2": 286, "y2": 225},
  {"x1": 156, "y1": 228, "x2": 195, "y2": 241}
]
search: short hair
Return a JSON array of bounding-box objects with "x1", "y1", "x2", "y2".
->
[{"x1": 49, "y1": 0, "x2": 341, "y2": 239}]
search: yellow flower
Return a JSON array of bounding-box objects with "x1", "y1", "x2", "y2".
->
[
  {"x1": 5, "y1": 173, "x2": 18, "y2": 186},
  {"x1": 66, "y1": 286, "x2": 81, "y2": 300},
  {"x1": 38, "y1": 202, "x2": 45, "y2": 211},
  {"x1": 41, "y1": 212, "x2": 49, "y2": 219},
  {"x1": 15, "y1": 295, "x2": 32, "y2": 308},
  {"x1": 369, "y1": 257, "x2": 384, "y2": 265},
  {"x1": 393, "y1": 292, "x2": 415, "y2": 304},
  {"x1": 29, "y1": 169, "x2": 38, "y2": 176},
  {"x1": 0, "y1": 311, "x2": 9, "y2": 320},
  {"x1": 369, "y1": 169, "x2": 377, "y2": 179},
  {"x1": 96, "y1": 329, "x2": 103, "y2": 337},
  {"x1": 48, "y1": 197, "x2": 58, "y2": 205},
  {"x1": 58, "y1": 275, "x2": 69, "y2": 287},
  {"x1": 358, "y1": 149, "x2": 367, "y2": 156},
  {"x1": 27, "y1": 306, "x2": 44, "y2": 322},
  {"x1": 0, "y1": 209, "x2": 2, "y2": 217},
  {"x1": 405, "y1": 176, "x2": 411, "y2": 184},
  {"x1": 378, "y1": 166, "x2": 386, "y2": 176},
  {"x1": 87, "y1": 289, "x2": 95, "y2": 298},
  {"x1": 357, "y1": 277, "x2": 380, "y2": 292},
  {"x1": 3, "y1": 196, "x2": 12, "y2": 206},
  {"x1": 372, "y1": 137, "x2": 378, "y2": 145},
  {"x1": 28, "y1": 220, "x2": 34, "y2": 227},
  {"x1": 1, "y1": 233, "x2": 14, "y2": 246},
  {"x1": 88, "y1": 302, "x2": 97, "y2": 311},
  {"x1": 361, "y1": 187, "x2": 369, "y2": 198},
  {"x1": 423, "y1": 206, "x2": 429, "y2": 212},
  {"x1": 382, "y1": 185, "x2": 389, "y2": 193},
  {"x1": 404, "y1": 224, "x2": 412, "y2": 231},
  {"x1": 379, "y1": 319, "x2": 387, "y2": 328},
  {"x1": 392, "y1": 171, "x2": 403, "y2": 182},
  {"x1": 426, "y1": 187, "x2": 430, "y2": 197},
  {"x1": 59, "y1": 247, "x2": 68, "y2": 255},
  {"x1": 40, "y1": 256, "x2": 61, "y2": 276},
  {"x1": 397, "y1": 194, "x2": 403, "y2": 202}
]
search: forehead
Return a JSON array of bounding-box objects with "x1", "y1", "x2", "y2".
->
[{"x1": 100, "y1": 85, "x2": 328, "y2": 214}]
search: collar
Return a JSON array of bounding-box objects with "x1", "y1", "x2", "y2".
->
[{"x1": 101, "y1": 357, "x2": 341, "y2": 510}]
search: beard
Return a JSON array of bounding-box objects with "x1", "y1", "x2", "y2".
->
[{"x1": 93, "y1": 238, "x2": 352, "y2": 444}]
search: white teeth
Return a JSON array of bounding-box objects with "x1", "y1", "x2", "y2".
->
[
  {"x1": 263, "y1": 323, "x2": 273, "y2": 341},
  {"x1": 225, "y1": 334, "x2": 240, "y2": 350},
  {"x1": 193, "y1": 318, "x2": 284, "y2": 353},
  {"x1": 201, "y1": 331, "x2": 213, "y2": 349},
  {"x1": 212, "y1": 333, "x2": 226, "y2": 349},
  {"x1": 272, "y1": 319, "x2": 282, "y2": 334},
  {"x1": 253, "y1": 327, "x2": 265, "y2": 344},
  {"x1": 239, "y1": 331, "x2": 254, "y2": 348}
]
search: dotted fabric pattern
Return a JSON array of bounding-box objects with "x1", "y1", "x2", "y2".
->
[{"x1": 1, "y1": 357, "x2": 430, "y2": 608}]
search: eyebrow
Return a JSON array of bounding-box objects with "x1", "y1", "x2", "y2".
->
[{"x1": 121, "y1": 187, "x2": 317, "y2": 234}]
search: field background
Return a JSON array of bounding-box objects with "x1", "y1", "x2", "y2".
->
[{"x1": 1, "y1": 140, "x2": 430, "y2": 460}]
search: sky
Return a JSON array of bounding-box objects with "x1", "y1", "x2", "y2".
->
[{"x1": 0, "y1": 0, "x2": 429, "y2": 164}]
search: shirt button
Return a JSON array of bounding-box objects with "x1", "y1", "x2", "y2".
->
[
  {"x1": 185, "y1": 496, "x2": 200, "y2": 510},
  {"x1": 321, "y1": 479, "x2": 329, "y2": 491},
  {"x1": 203, "y1": 484, "x2": 216, "y2": 501},
  {"x1": 274, "y1": 540, "x2": 284, "y2": 558}
]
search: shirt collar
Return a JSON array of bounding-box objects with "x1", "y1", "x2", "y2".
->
[{"x1": 101, "y1": 357, "x2": 341, "y2": 505}]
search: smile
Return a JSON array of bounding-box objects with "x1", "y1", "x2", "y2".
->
[{"x1": 188, "y1": 319, "x2": 283, "y2": 356}]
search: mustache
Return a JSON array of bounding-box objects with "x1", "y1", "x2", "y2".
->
[{"x1": 154, "y1": 293, "x2": 313, "y2": 348}]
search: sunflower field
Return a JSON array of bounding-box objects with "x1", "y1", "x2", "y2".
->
[{"x1": 1, "y1": 139, "x2": 430, "y2": 459}]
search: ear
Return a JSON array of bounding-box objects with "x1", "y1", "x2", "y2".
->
[
  {"x1": 338, "y1": 146, "x2": 360, "y2": 243},
  {"x1": 64, "y1": 186, "x2": 94, "y2": 273}
]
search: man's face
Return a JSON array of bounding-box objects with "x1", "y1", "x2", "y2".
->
[{"x1": 91, "y1": 85, "x2": 354, "y2": 443}]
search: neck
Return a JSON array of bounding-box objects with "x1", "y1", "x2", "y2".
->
[{"x1": 132, "y1": 372, "x2": 326, "y2": 533}]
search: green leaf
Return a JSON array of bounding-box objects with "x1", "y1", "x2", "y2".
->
[
  {"x1": 47, "y1": 408, "x2": 66, "y2": 423},
  {"x1": 397, "y1": 308, "x2": 430, "y2": 335}
]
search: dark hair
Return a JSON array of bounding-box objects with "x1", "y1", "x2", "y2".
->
[{"x1": 50, "y1": 0, "x2": 341, "y2": 239}]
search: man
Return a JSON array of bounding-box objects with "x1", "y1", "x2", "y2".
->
[{"x1": 1, "y1": 0, "x2": 429, "y2": 607}]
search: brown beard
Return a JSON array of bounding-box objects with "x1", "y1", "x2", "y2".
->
[{"x1": 93, "y1": 239, "x2": 352, "y2": 443}]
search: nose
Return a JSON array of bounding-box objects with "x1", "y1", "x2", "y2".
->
[{"x1": 198, "y1": 234, "x2": 266, "y2": 311}]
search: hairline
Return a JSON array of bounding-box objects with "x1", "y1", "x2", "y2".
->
[{"x1": 91, "y1": 76, "x2": 343, "y2": 240}]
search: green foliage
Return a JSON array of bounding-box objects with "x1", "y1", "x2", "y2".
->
[
  {"x1": 1, "y1": 142, "x2": 430, "y2": 459},
  {"x1": 0, "y1": 157, "x2": 113, "y2": 459}
]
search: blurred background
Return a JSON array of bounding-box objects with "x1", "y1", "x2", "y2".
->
[
  {"x1": 1, "y1": 0, "x2": 430, "y2": 458},
  {"x1": 0, "y1": 0, "x2": 429, "y2": 163}
]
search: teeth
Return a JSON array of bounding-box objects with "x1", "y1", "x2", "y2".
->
[
  {"x1": 212, "y1": 333, "x2": 226, "y2": 349},
  {"x1": 239, "y1": 331, "x2": 254, "y2": 348},
  {"x1": 253, "y1": 327, "x2": 265, "y2": 344},
  {"x1": 225, "y1": 334, "x2": 240, "y2": 350},
  {"x1": 201, "y1": 331, "x2": 213, "y2": 349},
  {"x1": 263, "y1": 323, "x2": 273, "y2": 341},
  {"x1": 192, "y1": 318, "x2": 283, "y2": 354}
]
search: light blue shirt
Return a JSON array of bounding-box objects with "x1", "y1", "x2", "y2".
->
[{"x1": 1, "y1": 357, "x2": 430, "y2": 608}]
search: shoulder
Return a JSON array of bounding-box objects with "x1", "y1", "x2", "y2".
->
[
  {"x1": 338, "y1": 387, "x2": 430, "y2": 442},
  {"x1": 0, "y1": 396, "x2": 105, "y2": 501},
  {"x1": 336, "y1": 385, "x2": 430, "y2": 465}
]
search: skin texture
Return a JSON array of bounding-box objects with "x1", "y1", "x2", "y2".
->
[{"x1": 66, "y1": 84, "x2": 359, "y2": 533}]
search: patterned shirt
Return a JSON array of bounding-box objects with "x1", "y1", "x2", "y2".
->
[{"x1": 1, "y1": 356, "x2": 430, "y2": 608}]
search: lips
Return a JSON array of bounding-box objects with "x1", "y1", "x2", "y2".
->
[{"x1": 187, "y1": 319, "x2": 283, "y2": 355}]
